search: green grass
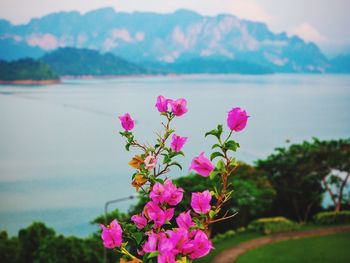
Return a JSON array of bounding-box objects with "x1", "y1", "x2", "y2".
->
[
  {"x1": 195, "y1": 232, "x2": 263, "y2": 263},
  {"x1": 236, "y1": 232, "x2": 350, "y2": 263}
]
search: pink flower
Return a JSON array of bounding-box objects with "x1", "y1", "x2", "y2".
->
[
  {"x1": 163, "y1": 179, "x2": 184, "y2": 206},
  {"x1": 167, "y1": 228, "x2": 190, "y2": 255},
  {"x1": 131, "y1": 214, "x2": 147, "y2": 229},
  {"x1": 156, "y1": 95, "x2": 172, "y2": 113},
  {"x1": 189, "y1": 152, "x2": 214, "y2": 177},
  {"x1": 144, "y1": 201, "x2": 174, "y2": 228},
  {"x1": 227, "y1": 107, "x2": 249, "y2": 132},
  {"x1": 191, "y1": 190, "x2": 212, "y2": 214},
  {"x1": 150, "y1": 180, "x2": 183, "y2": 206},
  {"x1": 143, "y1": 231, "x2": 166, "y2": 252},
  {"x1": 176, "y1": 211, "x2": 195, "y2": 229},
  {"x1": 183, "y1": 230, "x2": 213, "y2": 259},
  {"x1": 171, "y1": 98, "x2": 188, "y2": 117},
  {"x1": 157, "y1": 236, "x2": 176, "y2": 263},
  {"x1": 170, "y1": 134, "x2": 188, "y2": 152},
  {"x1": 149, "y1": 182, "x2": 167, "y2": 204},
  {"x1": 158, "y1": 252, "x2": 176, "y2": 263},
  {"x1": 144, "y1": 154, "x2": 157, "y2": 171},
  {"x1": 100, "y1": 219, "x2": 122, "y2": 249},
  {"x1": 118, "y1": 113, "x2": 134, "y2": 131}
]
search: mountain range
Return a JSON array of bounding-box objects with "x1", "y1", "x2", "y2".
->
[{"x1": 0, "y1": 8, "x2": 349, "y2": 73}]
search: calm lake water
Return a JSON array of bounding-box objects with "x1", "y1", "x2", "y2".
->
[{"x1": 0, "y1": 74, "x2": 349, "y2": 237}]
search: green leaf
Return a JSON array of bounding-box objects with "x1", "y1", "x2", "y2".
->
[
  {"x1": 209, "y1": 210, "x2": 216, "y2": 219},
  {"x1": 217, "y1": 124, "x2": 223, "y2": 134},
  {"x1": 229, "y1": 157, "x2": 237, "y2": 167},
  {"x1": 155, "y1": 178, "x2": 164, "y2": 183},
  {"x1": 217, "y1": 160, "x2": 226, "y2": 172},
  {"x1": 224, "y1": 140, "x2": 240, "y2": 152},
  {"x1": 147, "y1": 252, "x2": 160, "y2": 259},
  {"x1": 125, "y1": 143, "x2": 131, "y2": 151},
  {"x1": 170, "y1": 162, "x2": 182, "y2": 170},
  {"x1": 209, "y1": 170, "x2": 218, "y2": 180},
  {"x1": 134, "y1": 232, "x2": 143, "y2": 245},
  {"x1": 212, "y1": 143, "x2": 221, "y2": 150},
  {"x1": 210, "y1": 151, "x2": 224, "y2": 161}
]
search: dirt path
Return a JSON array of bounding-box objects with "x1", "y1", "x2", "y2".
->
[{"x1": 212, "y1": 225, "x2": 350, "y2": 263}]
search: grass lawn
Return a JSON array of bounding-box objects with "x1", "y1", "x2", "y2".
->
[
  {"x1": 236, "y1": 232, "x2": 350, "y2": 263},
  {"x1": 195, "y1": 232, "x2": 263, "y2": 263}
]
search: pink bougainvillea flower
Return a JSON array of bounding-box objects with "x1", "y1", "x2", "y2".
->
[
  {"x1": 171, "y1": 98, "x2": 188, "y2": 117},
  {"x1": 183, "y1": 230, "x2": 213, "y2": 259},
  {"x1": 167, "y1": 228, "x2": 190, "y2": 255},
  {"x1": 131, "y1": 213, "x2": 147, "y2": 229},
  {"x1": 155, "y1": 95, "x2": 172, "y2": 113},
  {"x1": 189, "y1": 152, "x2": 214, "y2": 177},
  {"x1": 144, "y1": 154, "x2": 157, "y2": 171},
  {"x1": 191, "y1": 190, "x2": 212, "y2": 214},
  {"x1": 163, "y1": 179, "x2": 184, "y2": 206},
  {"x1": 158, "y1": 252, "x2": 176, "y2": 263},
  {"x1": 149, "y1": 182, "x2": 166, "y2": 204},
  {"x1": 150, "y1": 180, "x2": 183, "y2": 205},
  {"x1": 144, "y1": 201, "x2": 161, "y2": 219},
  {"x1": 118, "y1": 113, "x2": 134, "y2": 131},
  {"x1": 100, "y1": 219, "x2": 123, "y2": 249},
  {"x1": 144, "y1": 201, "x2": 174, "y2": 228},
  {"x1": 227, "y1": 107, "x2": 249, "y2": 132},
  {"x1": 170, "y1": 134, "x2": 188, "y2": 152},
  {"x1": 157, "y1": 236, "x2": 176, "y2": 263},
  {"x1": 149, "y1": 207, "x2": 174, "y2": 228},
  {"x1": 143, "y1": 231, "x2": 166, "y2": 253},
  {"x1": 176, "y1": 211, "x2": 195, "y2": 229}
]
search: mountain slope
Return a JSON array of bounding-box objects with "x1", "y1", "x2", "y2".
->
[
  {"x1": 0, "y1": 8, "x2": 331, "y2": 73},
  {"x1": 41, "y1": 48, "x2": 148, "y2": 76},
  {"x1": 0, "y1": 58, "x2": 58, "y2": 81}
]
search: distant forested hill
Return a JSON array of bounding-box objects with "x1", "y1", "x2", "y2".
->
[
  {"x1": 0, "y1": 58, "x2": 58, "y2": 81},
  {"x1": 329, "y1": 54, "x2": 350, "y2": 73},
  {"x1": 41, "y1": 48, "x2": 149, "y2": 76}
]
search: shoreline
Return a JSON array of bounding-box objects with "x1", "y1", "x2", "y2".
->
[{"x1": 0, "y1": 79, "x2": 61, "y2": 85}]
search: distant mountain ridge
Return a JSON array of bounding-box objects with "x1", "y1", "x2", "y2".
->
[{"x1": 0, "y1": 7, "x2": 347, "y2": 73}]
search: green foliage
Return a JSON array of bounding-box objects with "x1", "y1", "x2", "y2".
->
[
  {"x1": 314, "y1": 211, "x2": 350, "y2": 225},
  {"x1": 34, "y1": 235, "x2": 102, "y2": 263},
  {"x1": 0, "y1": 231, "x2": 18, "y2": 263},
  {"x1": 247, "y1": 217, "x2": 300, "y2": 235},
  {"x1": 211, "y1": 230, "x2": 236, "y2": 243},
  {"x1": 0, "y1": 59, "x2": 59, "y2": 81},
  {"x1": 257, "y1": 138, "x2": 350, "y2": 221},
  {"x1": 0, "y1": 222, "x2": 106, "y2": 263},
  {"x1": 41, "y1": 48, "x2": 150, "y2": 76},
  {"x1": 17, "y1": 222, "x2": 55, "y2": 263}
]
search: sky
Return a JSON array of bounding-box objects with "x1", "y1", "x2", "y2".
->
[{"x1": 0, "y1": 0, "x2": 349, "y2": 55}]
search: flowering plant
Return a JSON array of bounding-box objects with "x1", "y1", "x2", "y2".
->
[{"x1": 100, "y1": 96, "x2": 249, "y2": 263}]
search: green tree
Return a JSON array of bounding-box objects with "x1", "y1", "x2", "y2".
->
[
  {"x1": 34, "y1": 235, "x2": 102, "y2": 263},
  {"x1": 17, "y1": 222, "x2": 55, "y2": 263},
  {"x1": 307, "y1": 138, "x2": 350, "y2": 212},
  {"x1": 0, "y1": 231, "x2": 18, "y2": 263},
  {"x1": 256, "y1": 138, "x2": 350, "y2": 222},
  {"x1": 0, "y1": 59, "x2": 59, "y2": 81}
]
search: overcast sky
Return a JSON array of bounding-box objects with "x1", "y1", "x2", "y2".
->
[{"x1": 1, "y1": 0, "x2": 349, "y2": 55}]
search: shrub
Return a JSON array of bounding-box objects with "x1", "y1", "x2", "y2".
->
[
  {"x1": 248, "y1": 217, "x2": 299, "y2": 235},
  {"x1": 314, "y1": 211, "x2": 350, "y2": 225},
  {"x1": 212, "y1": 230, "x2": 236, "y2": 243}
]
